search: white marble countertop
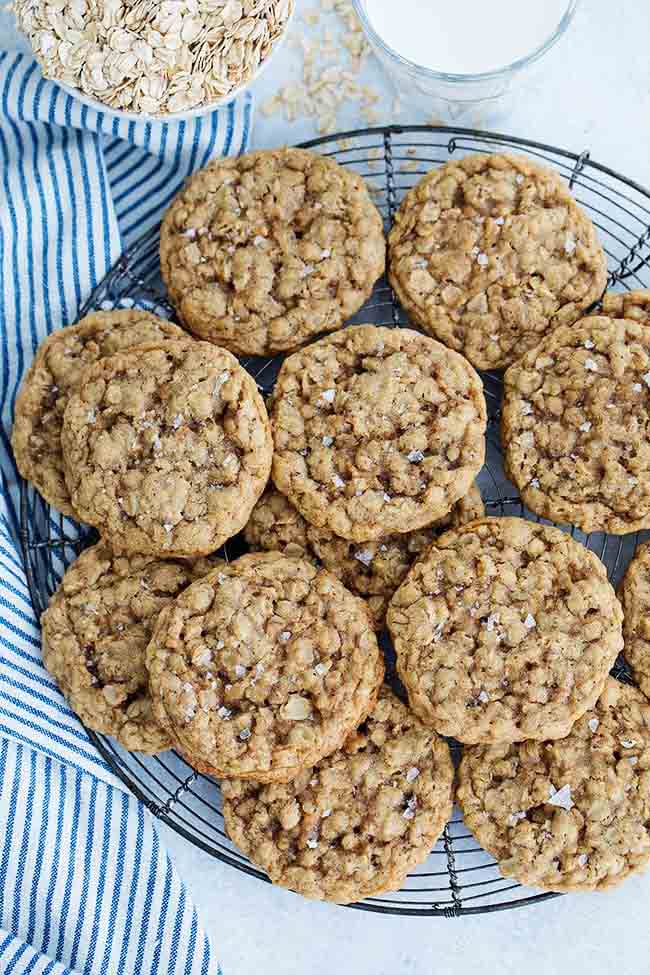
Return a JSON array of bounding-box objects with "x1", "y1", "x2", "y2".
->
[{"x1": 2, "y1": 1, "x2": 650, "y2": 971}]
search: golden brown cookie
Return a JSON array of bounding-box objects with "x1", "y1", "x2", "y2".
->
[
  {"x1": 160, "y1": 148, "x2": 386, "y2": 356},
  {"x1": 600, "y1": 289, "x2": 650, "y2": 324},
  {"x1": 11, "y1": 309, "x2": 187, "y2": 516},
  {"x1": 457, "y1": 679, "x2": 650, "y2": 892},
  {"x1": 387, "y1": 517, "x2": 623, "y2": 744},
  {"x1": 270, "y1": 325, "x2": 486, "y2": 542},
  {"x1": 146, "y1": 552, "x2": 384, "y2": 782},
  {"x1": 245, "y1": 483, "x2": 484, "y2": 629},
  {"x1": 41, "y1": 542, "x2": 223, "y2": 753},
  {"x1": 61, "y1": 340, "x2": 272, "y2": 556},
  {"x1": 620, "y1": 543, "x2": 650, "y2": 702},
  {"x1": 222, "y1": 686, "x2": 454, "y2": 902},
  {"x1": 503, "y1": 316, "x2": 650, "y2": 534},
  {"x1": 388, "y1": 153, "x2": 607, "y2": 370}
]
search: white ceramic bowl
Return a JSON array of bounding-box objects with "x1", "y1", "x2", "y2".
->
[{"x1": 55, "y1": 2, "x2": 294, "y2": 124}]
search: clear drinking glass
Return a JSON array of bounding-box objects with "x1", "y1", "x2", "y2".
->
[{"x1": 352, "y1": 0, "x2": 580, "y2": 125}]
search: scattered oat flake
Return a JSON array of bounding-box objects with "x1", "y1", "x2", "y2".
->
[
  {"x1": 547, "y1": 784, "x2": 574, "y2": 810},
  {"x1": 584, "y1": 358, "x2": 598, "y2": 372},
  {"x1": 588, "y1": 717, "x2": 599, "y2": 733}
]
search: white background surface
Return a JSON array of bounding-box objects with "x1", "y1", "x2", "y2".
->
[{"x1": 2, "y1": 1, "x2": 650, "y2": 973}]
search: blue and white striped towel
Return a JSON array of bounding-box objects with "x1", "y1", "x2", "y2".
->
[{"x1": 0, "y1": 49, "x2": 254, "y2": 974}]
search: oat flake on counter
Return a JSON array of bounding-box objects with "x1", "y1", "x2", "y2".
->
[{"x1": 13, "y1": 0, "x2": 293, "y2": 115}]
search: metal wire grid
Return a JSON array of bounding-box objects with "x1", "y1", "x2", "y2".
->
[{"x1": 18, "y1": 125, "x2": 650, "y2": 916}]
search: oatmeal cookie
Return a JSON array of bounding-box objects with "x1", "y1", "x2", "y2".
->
[
  {"x1": 245, "y1": 483, "x2": 484, "y2": 629},
  {"x1": 41, "y1": 542, "x2": 223, "y2": 753},
  {"x1": 11, "y1": 309, "x2": 187, "y2": 516},
  {"x1": 458, "y1": 679, "x2": 650, "y2": 891},
  {"x1": 146, "y1": 552, "x2": 384, "y2": 782},
  {"x1": 387, "y1": 518, "x2": 623, "y2": 744},
  {"x1": 61, "y1": 340, "x2": 272, "y2": 556},
  {"x1": 388, "y1": 153, "x2": 607, "y2": 370},
  {"x1": 503, "y1": 316, "x2": 650, "y2": 534},
  {"x1": 270, "y1": 325, "x2": 486, "y2": 542},
  {"x1": 160, "y1": 148, "x2": 386, "y2": 356},
  {"x1": 600, "y1": 289, "x2": 650, "y2": 325},
  {"x1": 221, "y1": 686, "x2": 454, "y2": 902},
  {"x1": 620, "y1": 543, "x2": 650, "y2": 702}
]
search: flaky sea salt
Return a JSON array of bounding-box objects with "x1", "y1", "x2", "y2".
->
[
  {"x1": 354, "y1": 549, "x2": 374, "y2": 566},
  {"x1": 548, "y1": 784, "x2": 574, "y2": 810},
  {"x1": 577, "y1": 853, "x2": 589, "y2": 867},
  {"x1": 564, "y1": 236, "x2": 576, "y2": 255},
  {"x1": 584, "y1": 339, "x2": 595, "y2": 349},
  {"x1": 588, "y1": 718, "x2": 599, "y2": 733},
  {"x1": 476, "y1": 252, "x2": 489, "y2": 267},
  {"x1": 579, "y1": 421, "x2": 592, "y2": 432},
  {"x1": 403, "y1": 797, "x2": 417, "y2": 820},
  {"x1": 485, "y1": 613, "x2": 500, "y2": 632},
  {"x1": 234, "y1": 665, "x2": 246, "y2": 678},
  {"x1": 239, "y1": 728, "x2": 252, "y2": 741},
  {"x1": 217, "y1": 706, "x2": 232, "y2": 719},
  {"x1": 332, "y1": 474, "x2": 345, "y2": 488},
  {"x1": 584, "y1": 358, "x2": 598, "y2": 372},
  {"x1": 524, "y1": 613, "x2": 536, "y2": 629},
  {"x1": 406, "y1": 767, "x2": 420, "y2": 783},
  {"x1": 407, "y1": 449, "x2": 425, "y2": 463},
  {"x1": 478, "y1": 690, "x2": 490, "y2": 703},
  {"x1": 322, "y1": 435, "x2": 334, "y2": 446},
  {"x1": 321, "y1": 388, "x2": 336, "y2": 403},
  {"x1": 508, "y1": 811, "x2": 527, "y2": 826},
  {"x1": 280, "y1": 631, "x2": 292, "y2": 642}
]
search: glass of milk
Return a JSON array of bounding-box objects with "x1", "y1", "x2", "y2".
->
[{"x1": 353, "y1": 0, "x2": 579, "y2": 124}]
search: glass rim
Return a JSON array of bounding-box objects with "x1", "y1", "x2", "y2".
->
[{"x1": 351, "y1": 0, "x2": 580, "y2": 83}]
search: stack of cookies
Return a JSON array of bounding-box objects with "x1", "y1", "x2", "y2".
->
[{"x1": 13, "y1": 144, "x2": 650, "y2": 904}]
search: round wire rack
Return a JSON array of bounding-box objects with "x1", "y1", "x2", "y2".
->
[{"x1": 19, "y1": 125, "x2": 650, "y2": 916}]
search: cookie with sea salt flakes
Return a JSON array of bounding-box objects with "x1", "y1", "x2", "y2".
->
[
  {"x1": 619, "y1": 542, "x2": 650, "y2": 702},
  {"x1": 11, "y1": 309, "x2": 187, "y2": 517},
  {"x1": 270, "y1": 325, "x2": 486, "y2": 543},
  {"x1": 387, "y1": 518, "x2": 623, "y2": 744},
  {"x1": 145, "y1": 552, "x2": 384, "y2": 783},
  {"x1": 245, "y1": 483, "x2": 484, "y2": 629},
  {"x1": 159, "y1": 148, "x2": 386, "y2": 356},
  {"x1": 388, "y1": 152, "x2": 607, "y2": 370},
  {"x1": 503, "y1": 316, "x2": 650, "y2": 534},
  {"x1": 61, "y1": 340, "x2": 272, "y2": 556},
  {"x1": 222, "y1": 686, "x2": 454, "y2": 902},
  {"x1": 41, "y1": 542, "x2": 224, "y2": 754},
  {"x1": 458, "y1": 679, "x2": 650, "y2": 892}
]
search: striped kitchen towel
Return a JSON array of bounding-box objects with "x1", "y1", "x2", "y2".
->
[{"x1": 0, "y1": 49, "x2": 254, "y2": 974}]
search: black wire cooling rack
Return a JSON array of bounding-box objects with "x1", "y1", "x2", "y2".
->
[{"x1": 19, "y1": 125, "x2": 650, "y2": 916}]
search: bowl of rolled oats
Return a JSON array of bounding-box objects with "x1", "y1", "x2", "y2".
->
[{"x1": 12, "y1": 0, "x2": 294, "y2": 120}]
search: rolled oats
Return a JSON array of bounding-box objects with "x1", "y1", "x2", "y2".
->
[{"x1": 13, "y1": 0, "x2": 293, "y2": 116}]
